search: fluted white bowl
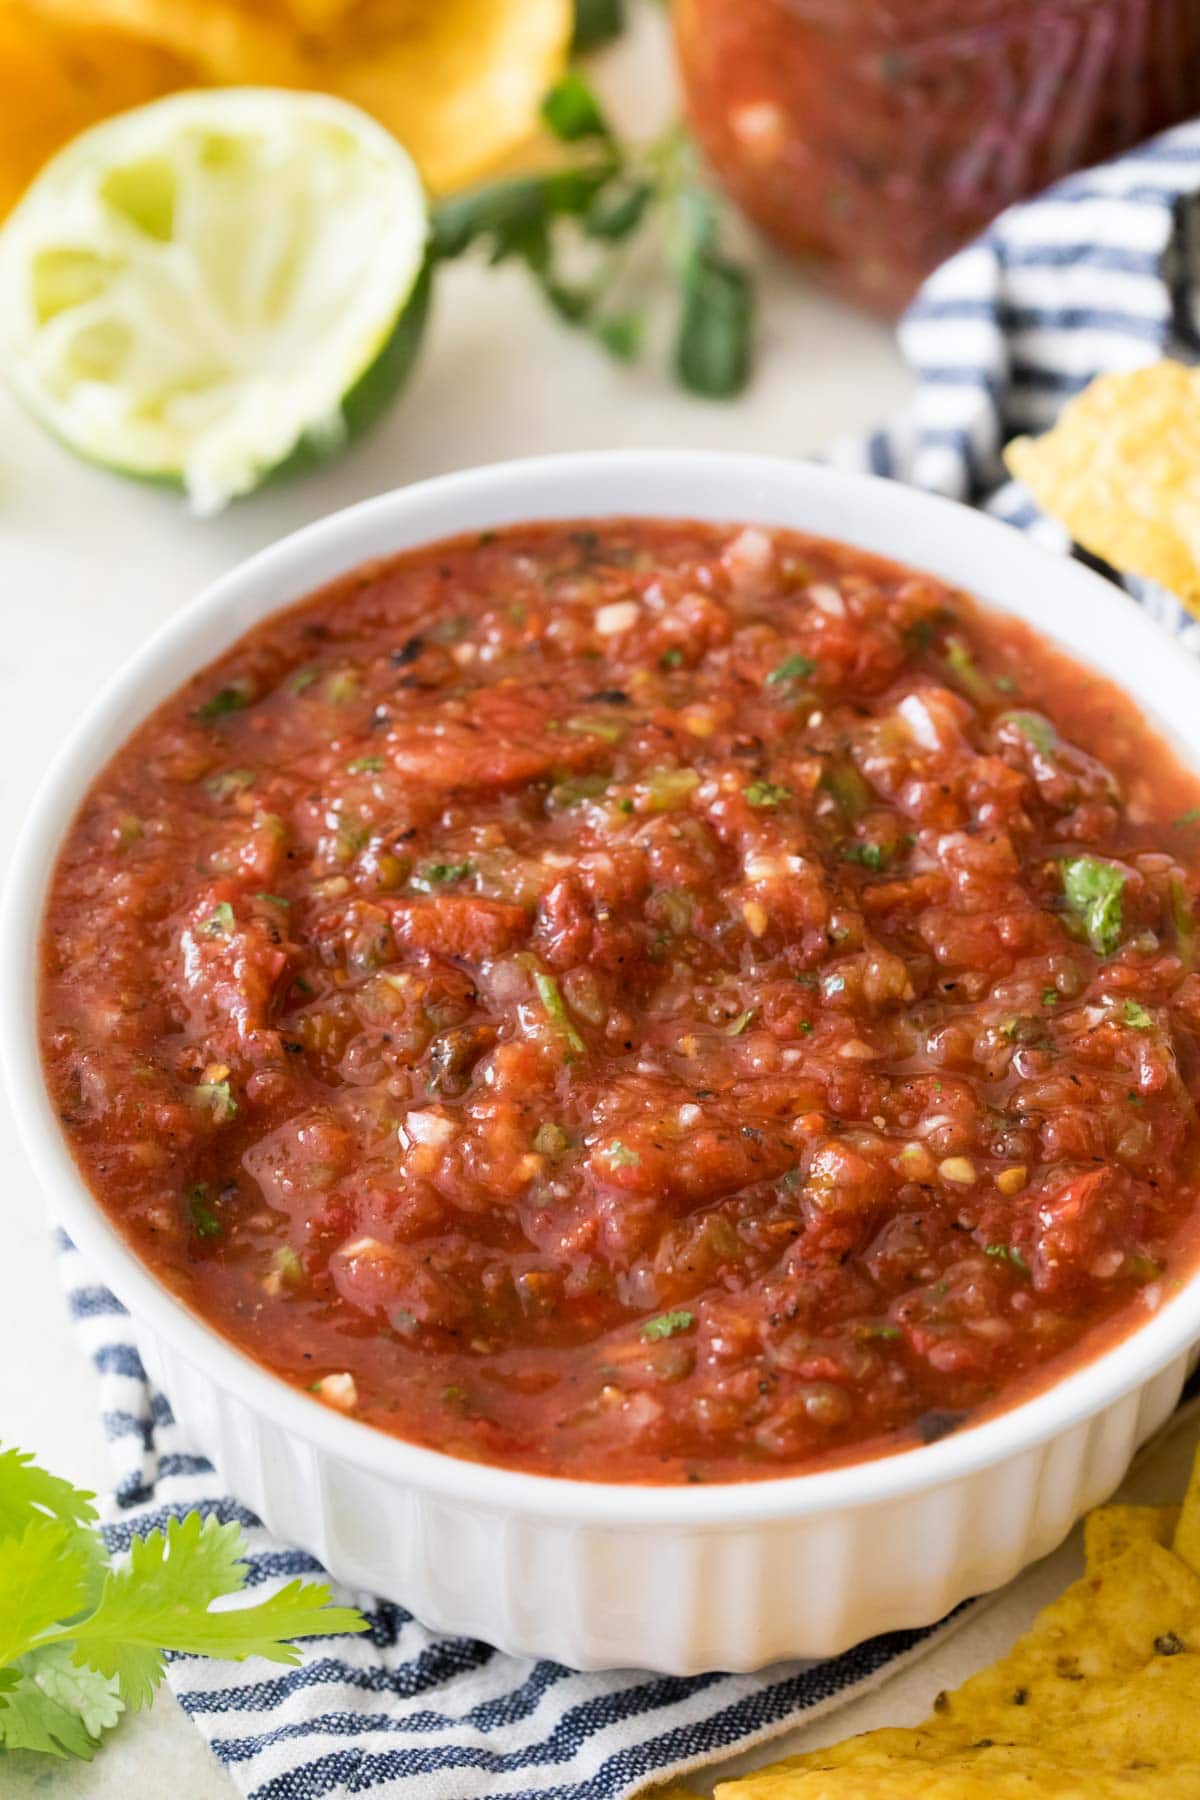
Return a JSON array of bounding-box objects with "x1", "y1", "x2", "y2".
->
[{"x1": 6, "y1": 453, "x2": 1200, "y2": 1673}]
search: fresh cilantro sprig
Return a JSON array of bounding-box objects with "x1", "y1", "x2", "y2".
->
[
  {"x1": 430, "y1": 72, "x2": 753, "y2": 397},
  {"x1": 572, "y1": 0, "x2": 625, "y2": 54},
  {"x1": 0, "y1": 1445, "x2": 365, "y2": 1761}
]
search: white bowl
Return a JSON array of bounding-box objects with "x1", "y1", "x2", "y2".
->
[{"x1": 6, "y1": 452, "x2": 1200, "y2": 1674}]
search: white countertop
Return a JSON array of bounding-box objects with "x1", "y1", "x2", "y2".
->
[{"x1": 5, "y1": 10, "x2": 1192, "y2": 1798}]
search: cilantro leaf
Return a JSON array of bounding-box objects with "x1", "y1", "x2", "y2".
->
[
  {"x1": 642, "y1": 1310, "x2": 694, "y2": 1341},
  {"x1": 765, "y1": 653, "x2": 815, "y2": 687},
  {"x1": 430, "y1": 104, "x2": 753, "y2": 396},
  {"x1": 999, "y1": 710, "x2": 1057, "y2": 755},
  {"x1": 430, "y1": 167, "x2": 612, "y2": 263},
  {"x1": 0, "y1": 1644, "x2": 122, "y2": 1758},
  {"x1": 193, "y1": 679, "x2": 253, "y2": 722},
  {"x1": 186, "y1": 1183, "x2": 223, "y2": 1241},
  {"x1": 0, "y1": 1522, "x2": 99, "y2": 1666},
  {"x1": 985, "y1": 1244, "x2": 1030, "y2": 1276},
  {"x1": 842, "y1": 841, "x2": 889, "y2": 872},
  {"x1": 411, "y1": 860, "x2": 473, "y2": 891},
  {"x1": 572, "y1": 0, "x2": 625, "y2": 53},
  {"x1": 1061, "y1": 855, "x2": 1126, "y2": 956},
  {"x1": 64, "y1": 1513, "x2": 364, "y2": 1712},
  {"x1": 0, "y1": 1446, "x2": 97, "y2": 1543},
  {"x1": 585, "y1": 179, "x2": 652, "y2": 241},
  {"x1": 0, "y1": 1647, "x2": 120, "y2": 1759},
  {"x1": 675, "y1": 224, "x2": 752, "y2": 399},
  {"x1": 0, "y1": 1448, "x2": 367, "y2": 1762},
  {"x1": 1123, "y1": 1000, "x2": 1153, "y2": 1030},
  {"x1": 541, "y1": 71, "x2": 612, "y2": 144}
]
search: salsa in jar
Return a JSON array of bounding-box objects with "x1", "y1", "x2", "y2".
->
[
  {"x1": 674, "y1": 0, "x2": 1200, "y2": 311},
  {"x1": 40, "y1": 519, "x2": 1200, "y2": 1483}
]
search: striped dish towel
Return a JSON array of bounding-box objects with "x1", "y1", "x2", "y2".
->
[{"x1": 56, "y1": 116, "x2": 1200, "y2": 1800}]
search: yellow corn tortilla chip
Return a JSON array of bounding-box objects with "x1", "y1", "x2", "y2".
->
[
  {"x1": 1005, "y1": 360, "x2": 1200, "y2": 612},
  {"x1": 272, "y1": 0, "x2": 356, "y2": 30},
  {"x1": 1174, "y1": 1444, "x2": 1200, "y2": 1577},
  {"x1": 0, "y1": 2, "x2": 194, "y2": 214},
  {"x1": 716, "y1": 1738, "x2": 1200, "y2": 1797},
  {"x1": 713, "y1": 1451, "x2": 1200, "y2": 1800},
  {"x1": 34, "y1": 0, "x2": 307, "y2": 82},
  {"x1": 1086, "y1": 1504, "x2": 1179, "y2": 1573},
  {"x1": 11, "y1": 0, "x2": 570, "y2": 207},
  {"x1": 321, "y1": 0, "x2": 572, "y2": 195}
]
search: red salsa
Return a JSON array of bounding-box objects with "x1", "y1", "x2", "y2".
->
[
  {"x1": 674, "y1": 0, "x2": 1200, "y2": 312},
  {"x1": 40, "y1": 520, "x2": 1200, "y2": 1482}
]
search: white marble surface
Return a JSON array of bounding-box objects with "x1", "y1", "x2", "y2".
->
[{"x1": 6, "y1": 9, "x2": 1190, "y2": 1799}]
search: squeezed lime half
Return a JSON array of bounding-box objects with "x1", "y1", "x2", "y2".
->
[{"x1": 0, "y1": 88, "x2": 430, "y2": 514}]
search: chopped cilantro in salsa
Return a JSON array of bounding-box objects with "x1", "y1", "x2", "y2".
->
[
  {"x1": 1061, "y1": 855, "x2": 1125, "y2": 956},
  {"x1": 642, "y1": 1310, "x2": 695, "y2": 1341}
]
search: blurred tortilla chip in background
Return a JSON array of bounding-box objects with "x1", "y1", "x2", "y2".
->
[
  {"x1": 1006, "y1": 359, "x2": 1200, "y2": 613},
  {"x1": 0, "y1": 2, "x2": 191, "y2": 214},
  {"x1": 0, "y1": 0, "x2": 572, "y2": 212}
]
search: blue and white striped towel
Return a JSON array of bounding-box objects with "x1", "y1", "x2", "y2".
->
[{"x1": 57, "y1": 115, "x2": 1200, "y2": 1800}]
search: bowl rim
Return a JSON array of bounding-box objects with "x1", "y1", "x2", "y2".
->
[{"x1": 6, "y1": 446, "x2": 1200, "y2": 1530}]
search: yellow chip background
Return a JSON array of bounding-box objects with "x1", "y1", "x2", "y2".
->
[
  {"x1": 33, "y1": 0, "x2": 306, "y2": 81},
  {"x1": 0, "y1": 0, "x2": 572, "y2": 213},
  {"x1": 0, "y1": 2, "x2": 196, "y2": 214},
  {"x1": 1005, "y1": 359, "x2": 1200, "y2": 611},
  {"x1": 1084, "y1": 1502, "x2": 1179, "y2": 1572},
  {"x1": 322, "y1": 0, "x2": 573, "y2": 195}
]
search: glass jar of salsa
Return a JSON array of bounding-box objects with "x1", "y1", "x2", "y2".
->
[{"x1": 673, "y1": 0, "x2": 1200, "y2": 312}]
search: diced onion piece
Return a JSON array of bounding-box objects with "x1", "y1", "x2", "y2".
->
[
  {"x1": 595, "y1": 600, "x2": 639, "y2": 636},
  {"x1": 808, "y1": 583, "x2": 845, "y2": 616},
  {"x1": 341, "y1": 1235, "x2": 388, "y2": 1260},
  {"x1": 745, "y1": 853, "x2": 790, "y2": 881},
  {"x1": 312, "y1": 1372, "x2": 357, "y2": 1411},
  {"x1": 722, "y1": 527, "x2": 775, "y2": 593},
  {"x1": 401, "y1": 1108, "x2": 456, "y2": 1148},
  {"x1": 898, "y1": 692, "x2": 944, "y2": 751}
]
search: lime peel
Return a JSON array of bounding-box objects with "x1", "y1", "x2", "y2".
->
[{"x1": 0, "y1": 88, "x2": 430, "y2": 514}]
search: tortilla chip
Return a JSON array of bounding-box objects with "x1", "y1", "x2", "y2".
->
[
  {"x1": 716, "y1": 1739, "x2": 1199, "y2": 1797},
  {"x1": 1174, "y1": 1444, "x2": 1200, "y2": 1578},
  {"x1": 1005, "y1": 360, "x2": 1200, "y2": 612},
  {"x1": 0, "y1": 3, "x2": 194, "y2": 214},
  {"x1": 321, "y1": 0, "x2": 572, "y2": 195},
  {"x1": 9, "y1": 0, "x2": 570, "y2": 207},
  {"x1": 1086, "y1": 1504, "x2": 1179, "y2": 1573},
  {"x1": 33, "y1": 0, "x2": 307, "y2": 82},
  {"x1": 714, "y1": 1452, "x2": 1200, "y2": 1800}
]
